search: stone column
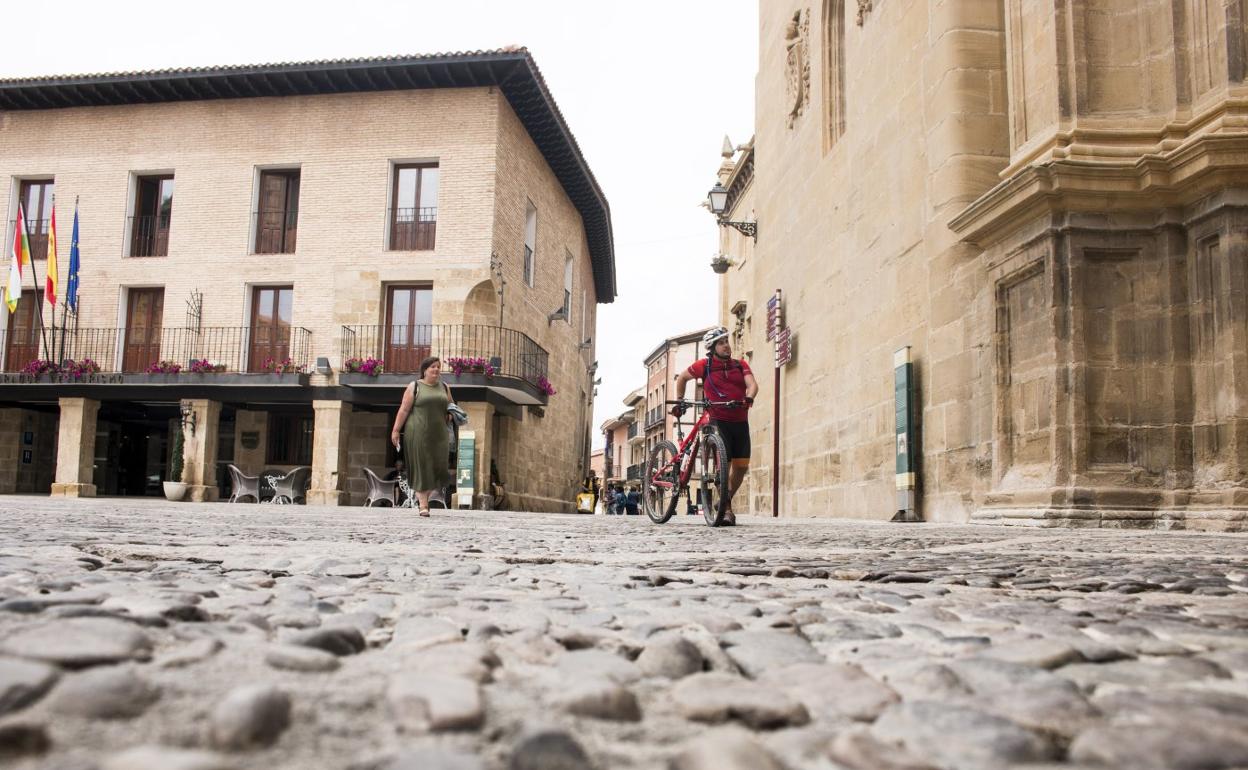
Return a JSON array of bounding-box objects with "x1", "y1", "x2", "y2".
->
[
  {"x1": 0, "y1": 408, "x2": 21, "y2": 494},
  {"x1": 308, "y1": 400, "x2": 352, "y2": 506},
  {"x1": 51, "y1": 397, "x2": 99, "y2": 498},
  {"x1": 182, "y1": 399, "x2": 222, "y2": 502}
]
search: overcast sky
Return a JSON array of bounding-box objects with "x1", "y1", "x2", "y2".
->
[{"x1": 1, "y1": 0, "x2": 758, "y2": 448}]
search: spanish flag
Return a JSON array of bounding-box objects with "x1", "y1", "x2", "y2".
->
[
  {"x1": 4, "y1": 202, "x2": 30, "y2": 313},
  {"x1": 45, "y1": 204, "x2": 58, "y2": 307}
]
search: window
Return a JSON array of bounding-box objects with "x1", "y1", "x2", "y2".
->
[
  {"x1": 130, "y1": 175, "x2": 174, "y2": 257},
  {"x1": 523, "y1": 202, "x2": 537, "y2": 287},
  {"x1": 122, "y1": 288, "x2": 164, "y2": 372},
  {"x1": 384, "y1": 285, "x2": 433, "y2": 373},
  {"x1": 390, "y1": 164, "x2": 438, "y2": 250},
  {"x1": 17, "y1": 180, "x2": 53, "y2": 261},
  {"x1": 248, "y1": 286, "x2": 294, "y2": 372},
  {"x1": 267, "y1": 413, "x2": 313, "y2": 465},
  {"x1": 563, "y1": 252, "x2": 574, "y2": 318},
  {"x1": 4, "y1": 290, "x2": 42, "y2": 372},
  {"x1": 823, "y1": 0, "x2": 846, "y2": 149},
  {"x1": 255, "y1": 170, "x2": 300, "y2": 254}
]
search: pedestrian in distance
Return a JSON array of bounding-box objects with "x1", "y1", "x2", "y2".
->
[
  {"x1": 390, "y1": 356, "x2": 457, "y2": 517},
  {"x1": 671, "y1": 326, "x2": 758, "y2": 526}
]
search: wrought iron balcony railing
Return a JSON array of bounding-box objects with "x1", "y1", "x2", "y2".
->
[
  {"x1": 388, "y1": 207, "x2": 437, "y2": 251},
  {"x1": 2, "y1": 325, "x2": 311, "y2": 374},
  {"x1": 128, "y1": 214, "x2": 172, "y2": 257},
  {"x1": 340, "y1": 324, "x2": 549, "y2": 385},
  {"x1": 7, "y1": 219, "x2": 49, "y2": 260},
  {"x1": 252, "y1": 209, "x2": 298, "y2": 254}
]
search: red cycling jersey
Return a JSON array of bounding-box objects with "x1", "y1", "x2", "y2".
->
[{"x1": 687, "y1": 356, "x2": 752, "y2": 423}]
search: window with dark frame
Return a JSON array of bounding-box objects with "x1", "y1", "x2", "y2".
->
[
  {"x1": 130, "y1": 175, "x2": 174, "y2": 257},
  {"x1": 524, "y1": 202, "x2": 537, "y2": 287},
  {"x1": 248, "y1": 286, "x2": 294, "y2": 372},
  {"x1": 389, "y1": 164, "x2": 439, "y2": 250},
  {"x1": 3, "y1": 289, "x2": 43, "y2": 372},
  {"x1": 563, "y1": 251, "x2": 573, "y2": 318},
  {"x1": 255, "y1": 170, "x2": 300, "y2": 254},
  {"x1": 16, "y1": 180, "x2": 53, "y2": 261},
  {"x1": 266, "y1": 413, "x2": 314, "y2": 465}
]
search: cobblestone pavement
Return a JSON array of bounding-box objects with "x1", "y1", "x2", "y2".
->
[{"x1": 2, "y1": 498, "x2": 1247, "y2": 770}]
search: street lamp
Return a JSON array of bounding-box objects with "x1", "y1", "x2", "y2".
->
[{"x1": 706, "y1": 183, "x2": 757, "y2": 241}]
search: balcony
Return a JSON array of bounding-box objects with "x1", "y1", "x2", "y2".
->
[
  {"x1": 128, "y1": 214, "x2": 171, "y2": 257},
  {"x1": 388, "y1": 207, "x2": 437, "y2": 251},
  {"x1": 1, "y1": 326, "x2": 311, "y2": 379},
  {"x1": 627, "y1": 422, "x2": 639, "y2": 440},
  {"x1": 253, "y1": 209, "x2": 298, "y2": 254},
  {"x1": 645, "y1": 406, "x2": 665, "y2": 430},
  {"x1": 7, "y1": 219, "x2": 49, "y2": 260},
  {"x1": 339, "y1": 324, "x2": 550, "y2": 405},
  {"x1": 626, "y1": 463, "x2": 642, "y2": 481}
]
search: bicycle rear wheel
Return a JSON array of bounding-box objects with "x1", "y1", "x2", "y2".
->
[
  {"x1": 699, "y1": 430, "x2": 730, "y2": 527},
  {"x1": 643, "y1": 440, "x2": 679, "y2": 524}
]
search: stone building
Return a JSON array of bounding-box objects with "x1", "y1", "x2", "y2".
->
[
  {"x1": 713, "y1": 1, "x2": 1246, "y2": 529},
  {"x1": 0, "y1": 50, "x2": 615, "y2": 511}
]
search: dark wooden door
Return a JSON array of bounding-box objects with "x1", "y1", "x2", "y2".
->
[
  {"x1": 19, "y1": 180, "x2": 53, "y2": 262},
  {"x1": 123, "y1": 288, "x2": 164, "y2": 371},
  {"x1": 256, "y1": 171, "x2": 299, "y2": 254},
  {"x1": 4, "y1": 291, "x2": 42, "y2": 371},
  {"x1": 248, "y1": 286, "x2": 293, "y2": 372},
  {"x1": 384, "y1": 285, "x2": 432, "y2": 373}
]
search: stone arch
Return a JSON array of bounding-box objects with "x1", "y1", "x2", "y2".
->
[{"x1": 463, "y1": 279, "x2": 500, "y2": 327}]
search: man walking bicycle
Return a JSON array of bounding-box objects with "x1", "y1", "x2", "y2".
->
[{"x1": 671, "y1": 326, "x2": 758, "y2": 526}]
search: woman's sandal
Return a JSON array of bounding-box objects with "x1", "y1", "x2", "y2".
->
[{"x1": 418, "y1": 508, "x2": 431, "y2": 518}]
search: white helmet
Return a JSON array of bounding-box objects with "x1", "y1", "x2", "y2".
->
[{"x1": 702, "y1": 326, "x2": 729, "y2": 353}]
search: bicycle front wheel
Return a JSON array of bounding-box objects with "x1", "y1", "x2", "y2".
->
[
  {"x1": 699, "y1": 430, "x2": 730, "y2": 527},
  {"x1": 644, "y1": 440, "x2": 679, "y2": 524}
]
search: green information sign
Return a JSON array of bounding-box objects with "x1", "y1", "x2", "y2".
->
[{"x1": 456, "y1": 430, "x2": 476, "y2": 507}]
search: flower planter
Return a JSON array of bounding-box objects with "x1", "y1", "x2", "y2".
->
[
  {"x1": 122, "y1": 373, "x2": 310, "y2": 386},
  {"x1": 163, "y1": 481, "x2": 188, "y2": 502}
]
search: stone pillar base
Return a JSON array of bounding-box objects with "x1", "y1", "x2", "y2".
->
[
  {"x1": 307, "y1": 489, "x2": 349, "y2": 506},
  {"x1": 50, "y1": 482, "x2": 97, "y2": 498},
  {"x1": 188, "y1": 485, "x2": 219, "y2": 503}
]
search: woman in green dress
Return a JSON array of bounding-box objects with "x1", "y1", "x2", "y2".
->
[{"x1": 389, "y1": 356, "x2": 454, "y2": 516}]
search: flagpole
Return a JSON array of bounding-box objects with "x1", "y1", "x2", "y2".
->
[{"x1": 16, "y1": 205, "x2": 52, "y2": 361}]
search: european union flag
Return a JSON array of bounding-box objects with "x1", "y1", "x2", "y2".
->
[{"x1": 66, "y1": 202, "x2": 80, "y2": 312}]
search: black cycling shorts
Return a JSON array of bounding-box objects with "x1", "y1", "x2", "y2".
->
[{"x1": 711, "y1": 420, "x2": 751, "y2": 461}]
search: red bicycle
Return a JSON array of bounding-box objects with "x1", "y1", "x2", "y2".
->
[{"x1": 642, "y1": 398, "x2": 740, "y2": 527}]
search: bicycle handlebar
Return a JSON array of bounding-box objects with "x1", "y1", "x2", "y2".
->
[{"x1": 665, "y1": 398, "x2": 745, "y2": 408}]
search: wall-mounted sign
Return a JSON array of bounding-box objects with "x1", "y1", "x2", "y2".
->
[
  {"x1": 456, "y1": 430, "x2": 476, "y2": 508},
  {"x1": 776, "y1": 327, "x2": 795, "y2": 367},
  {"x1": 240, "y1": 431, "x2": 260, "y2": 450},
  {"x1": 766, "y1": 291, "x2": 783, "y2": 341}
]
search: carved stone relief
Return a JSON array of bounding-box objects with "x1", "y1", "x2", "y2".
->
[
  {"x1": 785, "y1": 9, "x2": 811, "y2": 128},
  {"x1": 856, "y1": 0, "x2": 872, "y2": 25}
]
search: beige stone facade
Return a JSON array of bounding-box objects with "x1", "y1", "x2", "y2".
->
[
  {"x1": 716, "y1": 1, "x2": 1247, "y2": 529},
  {"x1": 0, "y1": 51, "x2": 614, "y2": 510}
]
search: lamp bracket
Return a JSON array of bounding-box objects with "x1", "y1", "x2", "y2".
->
[{"x1": 720, "y1": 219, "x2": 757, "y2": 240}]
